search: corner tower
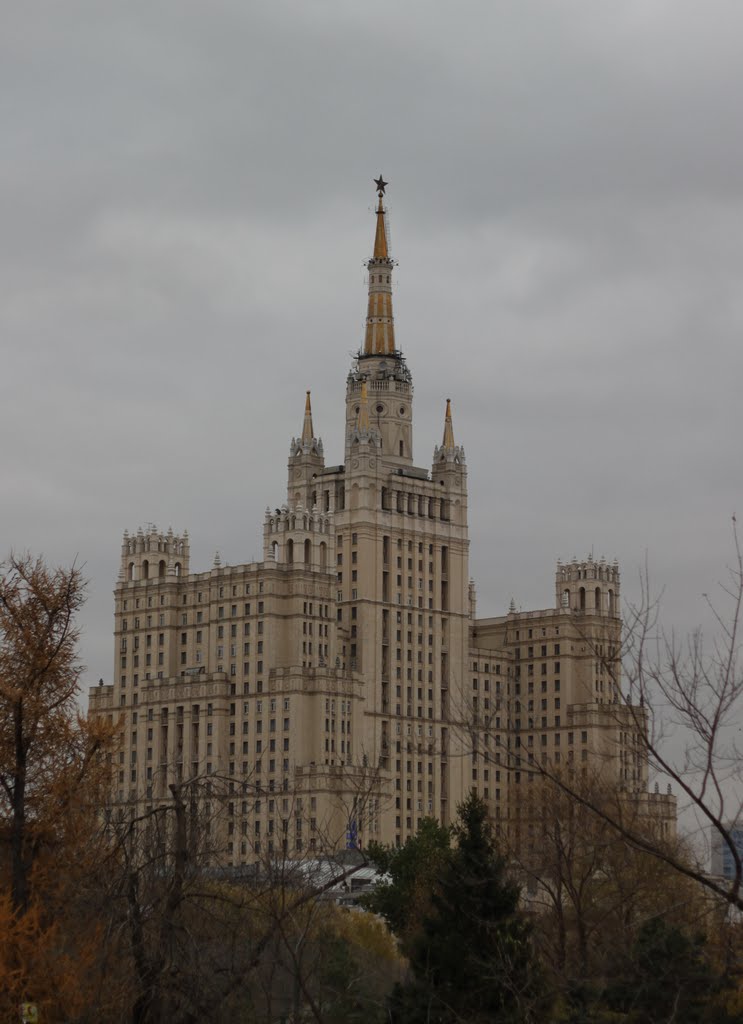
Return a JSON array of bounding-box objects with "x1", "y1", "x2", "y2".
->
[
  {"x1": 556, "y1": 555, "x2": 620, "y2": 617},
  {"x1": 345, "y1": 177, "x2": 413, "y2": 468}
]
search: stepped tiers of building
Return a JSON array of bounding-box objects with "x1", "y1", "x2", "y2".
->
[{"x1": 90, "y1": 182, "x2": 676, "y2": 865}]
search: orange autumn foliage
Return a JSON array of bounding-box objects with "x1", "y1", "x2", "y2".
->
[{"x1": 0, "y1": 554, "x2": 118, "y2": 1020}]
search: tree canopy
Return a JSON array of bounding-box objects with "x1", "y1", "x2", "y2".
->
[{"x1": 368, "y1": 792, "x2": 547, "y2": 1023}]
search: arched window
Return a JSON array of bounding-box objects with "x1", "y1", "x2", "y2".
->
[
  {"x1": 128, "y1": 562, "x2": 135, "y2": 582},
  {"x1": 319, "y1": 542, "x2": 327, "y2": 570},
  {"x1": 579, "y1": 586, "x2": 586, "y2": 611},
  {"x1": 304, "y1": 538, "x2": 311, "y2": 564},
  {"x1": 174, "y1": 562, "x2": 182, "y2": 577},
  {"x1": 142, "y1": 559, "x2": 149, "y2": 580},
  {"x1": 286, "y1": 539, "x2": 294, "y2": 564},
  {"x1": 608, "y1": 589, "x2": 615, "y2": 615},
  {"x1": 159, "y1": 560, "x2": 166, "y2": 578},
  {"x1": 271, "y1": 541, "x2": 279, "y2": 562},
  {"x1": 561, "y1": 589, "x2": 569, "y2": 607},
  {"x1": 595, "y1": 587, "x2": 602, "y2": 614}
]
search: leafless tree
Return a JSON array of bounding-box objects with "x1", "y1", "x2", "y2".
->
[
  {"x1": 509, "y1": 774, "x2": 712, "y2": 989},
  {"x1": 96, "y1": 765, "x2": 385, "y2": 1023}
]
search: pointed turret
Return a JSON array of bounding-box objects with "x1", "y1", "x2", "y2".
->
[
  {"x1": 290, "y1": 390, "x2": 323, "y2": 458},
  {"x1": 302, "y1": 390, "x2": 314, "y2": 446},
  {"x1": 364, "y1": 179, "x2": 395, "y2": 356},
  {"x1": 433, "y1": 397, "x2": 466, "y2": 466},
  {"x1": 288, "y1": 389, "x2": 325, "y2": 506},
  {"x1": 442, "y1": 398, "x2": 456, "y2": 450}
]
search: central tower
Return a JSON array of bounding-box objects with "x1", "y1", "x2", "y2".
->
[
  {"x1": 345, "y1": 178, "x2": 413, "y2": 469},
  {"x1": 335, "y1": 177, "x2": 470, "y2": 837}
]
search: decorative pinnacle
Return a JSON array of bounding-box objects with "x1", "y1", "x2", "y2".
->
[
  {"x1": 301, "y1": 390, "x2": 314, "y2": 445},
  {"x1": 374, "y1": 175, "x2": 388, "y2": 196},
  {"x1": 442, "y1": 398, "x2": 455, "y2": 449}
]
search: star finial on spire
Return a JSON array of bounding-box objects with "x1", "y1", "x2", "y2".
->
[{"x1": 374, "y1": 175, "x2": 388, "y2": 196}]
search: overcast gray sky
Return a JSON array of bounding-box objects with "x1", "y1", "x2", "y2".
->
[{"x1": 2, "y1": 1, "x2": 742, "y2": 696}]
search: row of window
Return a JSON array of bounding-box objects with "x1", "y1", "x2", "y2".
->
[
  {"x1": 226, "y1": 837, "x2": 318, "y2": 859},
  {"x1": 380, "y1": 490, "x2": 451, "y2": 520},
  {"x1": 121, "y1": 601, "x2": 268, "y2": 628},
  {"x1": 121, "y1": 580, "x2": 269, "y2": 614},
  {"x1": 124, "y1": 698, "x2": 290, "y2": 724},
  {"x1": 512, "y1": 626, "x2": 560, "y2": 641},
  {"x1": 513, "y1": 644, "x2": 561, "y2": 659}
]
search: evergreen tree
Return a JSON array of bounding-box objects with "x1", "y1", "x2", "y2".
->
[
  {"x1": 390, "y1": 793, "x2": 547, "y2": 1023},
  {"x1": 363, "y1": 817, "x2": 452, "y2": 950}
]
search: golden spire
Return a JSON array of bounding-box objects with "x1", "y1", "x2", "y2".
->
[
  {"x1": 301, "y1": 390, "x2": 314, "y2": 445},
  {"x1": 357, "y1": 380, "x2": 370, "y2": 433},
  {"x1": 442, "y1": 398, "x2": 455, "y2": 449},
  {"x1": 373, "y1": 192, "x2": 388, "y2": 259},
  {"x1": 364, "y1": 176, "x2": 396, "y2": 356}
]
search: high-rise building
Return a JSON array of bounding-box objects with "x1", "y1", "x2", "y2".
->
[{"x1": 89, "y1": 181, "x2": 675, "y2": 864}]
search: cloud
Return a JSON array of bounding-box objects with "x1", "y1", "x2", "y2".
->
[{"x1": 1, "y1": 0, "x2": 742, "y2": 696}]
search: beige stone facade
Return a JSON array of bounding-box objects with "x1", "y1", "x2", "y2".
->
[
  {"x1": 471, "y1": 560, "x2": 675, "y2": 857},
  {"x1": 89, "y1": 186, "x2": 674, "y2": 865}
]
